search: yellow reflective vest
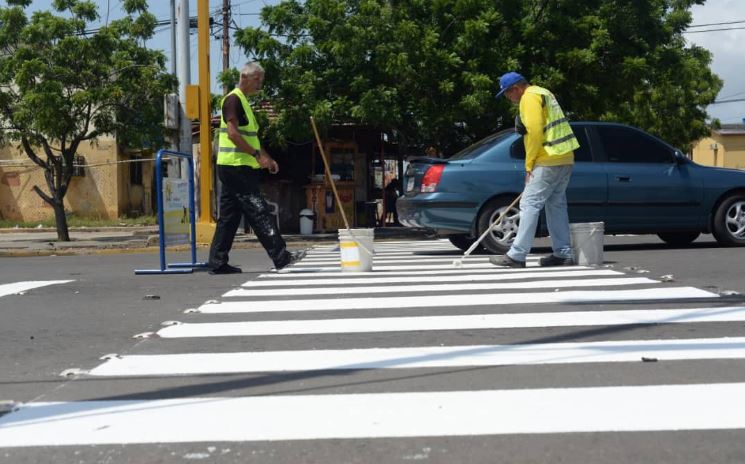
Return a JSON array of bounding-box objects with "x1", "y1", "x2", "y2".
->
[
  {"x1": 526, "y1": 86, "x2": 579, "y2": 155},
  {"x1": 217, "y1": 88, "x2": 261, "y2": 168},
  {"x1": 519, "y1": 86, "x2": 578, "y2": 171}
]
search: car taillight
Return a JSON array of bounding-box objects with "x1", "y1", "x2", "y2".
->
[{"x1": 420, "y1": 165, "x2": 445, "y2": 193}]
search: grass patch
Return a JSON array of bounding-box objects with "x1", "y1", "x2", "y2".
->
[{"x1": 0, "y1": 215, "x2": 157, "y2": 229}]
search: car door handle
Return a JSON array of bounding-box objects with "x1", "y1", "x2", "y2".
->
[{"x1": 615, "y1": 176, "x2": 631, "y2": 182}]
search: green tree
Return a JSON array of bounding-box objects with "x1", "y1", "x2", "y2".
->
[
  {"x1": 234, "y1": 0, "x2": 720, "y2": 153},
  {"x1": 0, "y1": 0, "x2": 176, "y2": 240}
]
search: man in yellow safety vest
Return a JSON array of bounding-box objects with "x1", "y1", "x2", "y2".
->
[
  {"x1": 208, "y1": 62, "x2": 305, "y2": 274},
  {"x1": 490, "y1": 72, "x2": 579, "y2": 268}
]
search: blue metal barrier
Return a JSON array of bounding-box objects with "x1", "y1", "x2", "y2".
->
[{"x1": 135, "y1": 149, "x2": 208, "y2": 275}]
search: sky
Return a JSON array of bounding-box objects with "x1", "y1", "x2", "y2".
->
[{"x1": 15, "y1": 0, "x2": 745, "y2": 124}]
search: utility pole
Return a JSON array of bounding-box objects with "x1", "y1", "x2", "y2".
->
[
  {"x1": 170, "y1": 0, "x2": 177, "y2": 76},
  {"x1": 177, "y1": 0, "x2": 192, "y2": 155},
  {"x1": 168, "y1": 0, "x2": 181, "y2": 178},
  {"x1": 222, "y1": 0, "x2": 230, "y2": 95},
  {"x1": 177, "y1": 0, "x2": 192, "y2": 181}
]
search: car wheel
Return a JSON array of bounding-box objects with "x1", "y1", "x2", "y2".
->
[
  {"x1": 657, "y1": 231, "x2": 700, "y2": 246},
  {"x1": 477, "y1": 197, "x2": 521, "y2": 254},
  {"x1": 447, "y1": 234, "x2": 480, "y2": 252},
  {"x1": 713, "y1": 193, "x2": 745, "y2": 246}
]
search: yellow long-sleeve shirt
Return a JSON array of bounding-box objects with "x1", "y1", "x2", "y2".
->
[{"x1": 519, "y1": 86, "x2": 574, "y2": 172}]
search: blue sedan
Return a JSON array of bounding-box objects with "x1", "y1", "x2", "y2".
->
[{"x1": 398, "y1": 122, "x2": 745, "y2": 253}]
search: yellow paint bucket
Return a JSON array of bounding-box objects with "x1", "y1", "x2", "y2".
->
[{"x1": 338, "y1": 228, "x2": 374, "y2": 272}]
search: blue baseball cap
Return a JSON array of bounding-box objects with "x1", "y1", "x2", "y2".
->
[{"x1": 495, "y1": 71, "x2": 526, "y2": 98}]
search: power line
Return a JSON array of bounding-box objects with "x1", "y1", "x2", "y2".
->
[
  {"x1": 82, "y1": 16, "x2": 215, "y2": 35},
  {"x1": 683, "y1": 26, "x2": 745, "y2": 33},
  {"x1": 720, "y1": 91, "x2": 745, "y2": 100},
  {"x1": 689, "y1": 19, "x2": 745, "y2": 28},
  {"x1": 711, "y1": 98, "x2": 745, "y2": 105}
]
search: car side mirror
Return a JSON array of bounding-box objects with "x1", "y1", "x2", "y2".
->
[{"x1": 673, "y1": 150, "x2": 687, "y2": 164}]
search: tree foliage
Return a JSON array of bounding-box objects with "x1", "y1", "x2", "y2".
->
[
  {"x1": 0, "y1": 0, "x2": 176, "y2": 240},
  {"x1": 234, "y1": 0, "x2": 721, "y2": 153}
]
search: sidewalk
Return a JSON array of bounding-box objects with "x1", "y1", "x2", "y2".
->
[{"x1": 0, "y1": 226, "x2": 437, "y2": 256}]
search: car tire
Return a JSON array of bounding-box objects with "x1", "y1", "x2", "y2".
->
[
  {"x1": 448, "y1": 234, "x2": 479, "y2": 252},
  {"x1": 712, "y1": 193, "x2": 745, "y2": 246},
  {"x1": 477, "y1": 197, "x2": 521, "y2": 254},
  {"x1": 657, "y1": 231, "x2": 700, "y2": 246}
]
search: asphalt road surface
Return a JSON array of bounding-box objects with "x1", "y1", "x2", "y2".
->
[{"x1": 1, "y1": 234, "x2": 744, "y2": 463}]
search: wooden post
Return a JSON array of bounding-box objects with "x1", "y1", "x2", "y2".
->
[{"x1": 310, "y1": 117, "x2": 351, "y2": 231}]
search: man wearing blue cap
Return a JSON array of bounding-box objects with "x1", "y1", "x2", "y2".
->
[{"x1": 490, "y1": 72, "x2": 580, "y2": 268}]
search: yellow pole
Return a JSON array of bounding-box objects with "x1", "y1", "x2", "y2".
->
[{"x1": 196, "y1": 0, "x2": 215, "y2": 242}]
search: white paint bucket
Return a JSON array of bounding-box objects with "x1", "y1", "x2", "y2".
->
[
  {"x1": 338, "y1": 228, "x2": 375, "y2": 272},
  {"x1": 570, "y1": 222, "x2": 604, "y2": 266}
]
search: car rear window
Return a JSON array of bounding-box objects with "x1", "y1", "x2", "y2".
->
[{"x1": 448, "y1": 130, "x2": 515, "y2": 161}]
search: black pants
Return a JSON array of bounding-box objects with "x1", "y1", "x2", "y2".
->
[{"x1": 208, "y1": 165, "x2": 289, "y2": 268}]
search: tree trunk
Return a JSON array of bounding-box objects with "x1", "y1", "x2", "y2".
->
[{"x1": 52, "y1": 197, "x2": 70, "y2": 241}]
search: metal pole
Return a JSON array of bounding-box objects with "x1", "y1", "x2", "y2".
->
[
  {"x1": 177, "y1": 0, "x2": 192, "y2": 161},
  {"x1": 170, "y1": 0, "x2": 177, "y2": 76},
  {"x1": 155, "y1": 150, "x2": 167, "y2": 271},
  {"x1": 168, "y1": 0, "x2": 180, "y2": 177},
  {"x1": 379, "y1": 132, "x2": 386, "y2": 227},
  {"x1": 222, "y1": 0, "x2": 230, "y2": 95}
]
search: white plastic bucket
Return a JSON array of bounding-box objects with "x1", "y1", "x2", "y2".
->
[
  {"x1": 338, "y1": 228, "x2": 375, "y2": 272},
  {"x1": 570, "y1": 222, "x2": 604, "y2": 266}
]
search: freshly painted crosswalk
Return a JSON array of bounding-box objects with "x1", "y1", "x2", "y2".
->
[
  {"x1": 199, "y1": 287, "x2": 716, "y2": 313},
  {"x1": 244, "y1": 269, "x2": 619, "y2": 287},
  {"x1": 88, "y1": 337, "x2": 745, "y2": 376},
  {"x1": 0, "y1": 280, "x2": 72, "y2": 298},
  {"x1": 157, "y1": 306, "x2": 745, "y2": 338},
  {"x1": 259, "y1": 265, "x2": 594, "y2": 278},
  {"x1": 1, "y1": 239, "x2": 741, "y2": 448},
  {"x1": 223, "y1": 276, "x2": 657, "y2": 297},
  {"x1": 2, "y1": 383, "x2": 745, "y2": 447},
  {"x1": 244, "y1": 268, "x2": 618, "y2": 287}
]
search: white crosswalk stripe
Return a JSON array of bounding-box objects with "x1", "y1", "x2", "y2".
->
[
  {"x1": 223, "y1": 277, "x2": 659, "y2": 297},
  {"x1": 88, "y1": 337, "x2": 745, "y2": 376},
  {"x1": 1, "y1": 239, "x2": 740, "y2": 448},
  {"x1": 199, "y1": 287, "x2": 716, "y2": 313},
  {"x1": 3, "y1": 383, "x2": 744, "y2": 446},
  {"x1": 156, "y1": 306, "x2": 745, "y2": 338},
  {"x1": 244, "y1": 269, "x2": 621, "y2": 287},
  {"x1": 0, "y1": 280, "x2": 72, "y2": 298}
]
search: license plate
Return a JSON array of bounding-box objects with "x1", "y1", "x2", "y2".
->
[{"x1": 406, "y1": 177, "x2": 415, "y2": 192}]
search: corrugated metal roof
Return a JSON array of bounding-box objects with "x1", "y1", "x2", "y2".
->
[{"x1": 714, "y1": 124, "x2": 745, "y2": 135}]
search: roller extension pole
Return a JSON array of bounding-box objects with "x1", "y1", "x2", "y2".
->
[{"x1": 452, "y1": 193, "x2": 522, "y2": 268}]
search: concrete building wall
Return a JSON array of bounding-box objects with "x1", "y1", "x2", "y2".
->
[
  {"x1": 691, "y1": 126, "x2": 745, "y2": 170},
  {"x1": 691, "y1": 136, "x2": 718, "y2": 166},
  {"x1": 721, "y1": 135, "x2": 745, "y2": 170},
  {"x1": 0, "y1": 137, "x2": 122, "y2": 222}
]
